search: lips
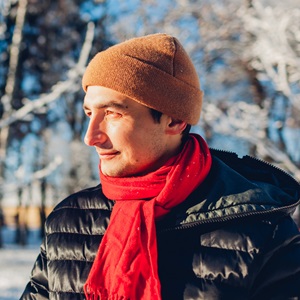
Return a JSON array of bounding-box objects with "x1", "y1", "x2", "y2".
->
[{"x1": 97, "y1": 150, "x2": 119, "y2": 160}]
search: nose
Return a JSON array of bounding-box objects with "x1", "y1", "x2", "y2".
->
[{"x1": 84, "y1": 115, "x2": 107, "y2": 146}]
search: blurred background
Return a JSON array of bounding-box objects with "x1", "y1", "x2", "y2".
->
[{"x1": 0, "y1": 0, "x2": 299, "y2": 297}]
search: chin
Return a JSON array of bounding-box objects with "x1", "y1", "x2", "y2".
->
[
  {"x1": 101, "y1": 168, "x2": 128, "y2": 178},
  {"x1": 101, "y1": 163, "x2": 146, "y2": 178}
]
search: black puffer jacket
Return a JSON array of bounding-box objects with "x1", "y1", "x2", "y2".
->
[{"x1": 21, "y1": 150, "x2": 300, "y2": 300}]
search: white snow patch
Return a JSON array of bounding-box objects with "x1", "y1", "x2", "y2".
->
[{"x1": 0, "y1": 228, "x2": 41, "y2": 300}]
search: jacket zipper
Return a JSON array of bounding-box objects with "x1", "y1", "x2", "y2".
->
[{"x1": 158, "y1": 200, "x2": 300, "y2": 234}]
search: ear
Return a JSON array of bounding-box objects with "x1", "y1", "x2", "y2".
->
[{"x1": 165, "y1": 118, "x2": 187, "y2": 135}]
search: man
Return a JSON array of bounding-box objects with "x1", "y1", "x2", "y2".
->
[{"x1": 21, "y1": 33, "x2": 300, "y2": 300}]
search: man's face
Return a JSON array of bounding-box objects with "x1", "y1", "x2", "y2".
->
[{"x1": 83, "y1": 86, "x2": 175, "y2": 177}]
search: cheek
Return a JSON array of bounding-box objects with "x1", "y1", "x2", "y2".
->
[
  {"x1": 112, "y1": 120, "x2": 165, "y2": 159},
  {"x1": 132, "y1": 130, "x2": 165, "y2": 159},
  {"x1": 109, "y1": 125, "x2": 140, "y2": 156},
  {"x1": 107, "y1": 123, "x2": 130, "y2": 143}
]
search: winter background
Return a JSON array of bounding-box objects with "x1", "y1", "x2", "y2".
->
[
  {"x1": 0, "y1": 0, "x2": 300, "y2": 299},
  {"x1": 0, "y1": 227, "x2": 40, "y2": 299}
]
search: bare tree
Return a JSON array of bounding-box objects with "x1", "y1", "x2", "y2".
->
[
  {"x1": 0, "y1": 4, "x2": 95, "y2": 243},
  {"x1": 0, "y1": 0, "x2": 28, "y2": 247},
  {"x1": 240, "y1": 1, "x2": 300, "y2": 164}
]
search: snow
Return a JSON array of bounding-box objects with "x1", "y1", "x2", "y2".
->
[{"x1": 0, "y1": 227, "x2": 41, "y2": 300}]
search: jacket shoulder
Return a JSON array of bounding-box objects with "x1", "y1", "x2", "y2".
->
[
  {"x1": 45, "y1": 184, "x2": 113, "y2": 236},
  {"x1": 54, "y1": 184, "x2": 113, "y2": 210}
]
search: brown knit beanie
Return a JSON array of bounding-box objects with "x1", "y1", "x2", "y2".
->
[{"x1": 82, "y1": 33, "x2": 203, "y2": 125}]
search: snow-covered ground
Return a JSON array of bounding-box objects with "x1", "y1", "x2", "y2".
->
[{"x1": 0, "y1": 227, "x2": 41, "y2": 300}]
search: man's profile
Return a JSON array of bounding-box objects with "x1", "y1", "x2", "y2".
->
[{"x1": 21, "y1": 33, "x2": 300, "y2": 300}]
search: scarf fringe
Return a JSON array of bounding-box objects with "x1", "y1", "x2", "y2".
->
[{"x1": 85, "y1": 286, "x2": 129, "y2": 300}]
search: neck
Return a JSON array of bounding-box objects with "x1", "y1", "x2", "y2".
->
[{"x1": 141, "y1": 136, "x2": 184, "y2": 176}]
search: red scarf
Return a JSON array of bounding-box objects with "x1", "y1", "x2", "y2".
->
[{"x1": 84, "y1": 134, "x2": 212, "y2": 300}]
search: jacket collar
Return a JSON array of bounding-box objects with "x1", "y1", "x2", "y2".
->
[{"x1": 157, "y1": 149, "x2": 300, "y2": 231}]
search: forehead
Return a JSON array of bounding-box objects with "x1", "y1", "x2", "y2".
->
[{"x1": 83, "y1": 85, "x2": 146, "y2": 111}]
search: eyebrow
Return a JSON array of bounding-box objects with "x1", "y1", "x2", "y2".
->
[{"x1": 83, "y1": 100, "x2": 129, "y2": 111}]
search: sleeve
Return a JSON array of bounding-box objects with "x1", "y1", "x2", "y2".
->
[
  {"x1": 20, "y1": 239, "x2": 49, "y2": 300},
  {"x1": 250, "y1": 215, "x2": 300, "y2": 299}
]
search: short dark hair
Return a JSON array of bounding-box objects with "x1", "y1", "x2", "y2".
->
[{"x1": 149, "y1": 108, "x2": 191, "y2": 143}]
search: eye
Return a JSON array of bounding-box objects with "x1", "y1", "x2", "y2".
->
[
  {"x1": 84, "y1": 110, "x2": 92, "y2": 117},
  {"x1": 105, "y1": 110, "x2": 122, "y2": 118}
]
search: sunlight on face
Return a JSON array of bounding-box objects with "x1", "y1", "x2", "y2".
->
[{"x1": 83, "y1": 86, "x2": 176, "y2": 177}]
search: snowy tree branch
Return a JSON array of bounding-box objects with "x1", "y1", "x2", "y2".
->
[
  {"x1": 202, "y1": 101, "x2": 300, "y2": 180},
  {"x1": 0, "y1": 21, "x2": 95, "y2": 129},
  {"x1": 241, "y1": 1, "x2": 300, "y2": 108},
  {"x1": 4, "y1": 155, "x2": 63, "y2": 192},
  {"x1": 2, "y1": 0, "x2": 28, "y2": 112}
]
